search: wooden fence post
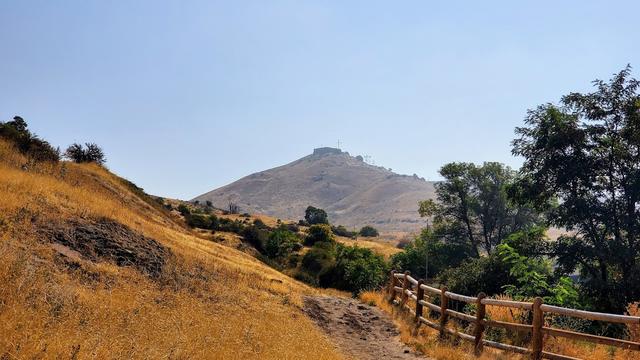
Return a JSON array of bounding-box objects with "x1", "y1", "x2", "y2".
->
[
  {"x1": 531, "y1": 297, "x2": 544, "y2": 360},
  {"x1": 415, "y1": 279, "x2": 425, "y2": 321},
  {"x1": 388, "y1": 270, "x2": 397, "y2": 301},
  {"x1": 401, "y1": 271, "x2": 411, "y2": 307},
  {"x1": 439, "y1": 286, "x2": 449, "y2": 338},
  {"x1": 474, "y1": 292, "x2": 487, "y2": 356},
  {"x1": 413, "y1": 279, "x2": 425, "y2": 335}
]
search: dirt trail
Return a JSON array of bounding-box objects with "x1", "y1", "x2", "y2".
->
[{"x1": 304, "y1": 296, "x2": 427, "y2": 360}]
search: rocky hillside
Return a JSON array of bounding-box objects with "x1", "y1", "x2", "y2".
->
[{"x1": 194, "y1": 148, "x2": 436, "y2": 233}]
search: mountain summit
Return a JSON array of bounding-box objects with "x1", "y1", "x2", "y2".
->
[{"x1": 194, "y1": 148, "x2": 435, "y2": 233}]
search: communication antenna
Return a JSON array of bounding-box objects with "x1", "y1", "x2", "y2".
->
[
  {"x1": 363, "y1": 155, "x2": 372, "y2": 164},
  {"x1": 337, "y1": 139, "x2": 341, "y2": 150}
]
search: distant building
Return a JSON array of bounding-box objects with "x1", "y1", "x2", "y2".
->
[{"x1": 313, "y1": 147, "x2": 342, "y2": 156}]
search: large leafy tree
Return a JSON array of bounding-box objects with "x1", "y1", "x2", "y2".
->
[
  {"x1": 511, "y1": 66, "x2": 640, "y2": 312},
  {"x1": 304, "y1": 206, "x2": 329, "y2": 225},
  {"x1": 420, "y1": 162, "x2": 540, "y2": 257}
]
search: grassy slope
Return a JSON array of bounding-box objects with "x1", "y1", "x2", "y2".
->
[{"x1": 0, "y1": 139, "x2": 343, "y2": 359}]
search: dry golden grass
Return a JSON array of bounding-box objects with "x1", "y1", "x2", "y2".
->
[
  {"x1": 334, "y1": 235, "x2": 402, "y2": 259},
  {"x1": 359, "y1": 291, "x2": 522, "y2": 360},
  {"x1": 0, "y1": 140, "x2": 344, "y2": 359},
  {"x1": 361, "y1": 289, "x2": 640, "y2": 360}
]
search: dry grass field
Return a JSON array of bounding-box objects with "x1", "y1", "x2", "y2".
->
[
  {"x1": 0, "y1": 139, "x2": 344, "y2": 359},
  {"x1": 360, "y1": 291, "x2": 640, "y2": 360}
]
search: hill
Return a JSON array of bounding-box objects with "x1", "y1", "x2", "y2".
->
[
  {"x1": 0, "y1": 138, "x2": 344, "y2": 359},
  {"x1": 194, "y1": 147, "x2": 436, "y2": 233}
]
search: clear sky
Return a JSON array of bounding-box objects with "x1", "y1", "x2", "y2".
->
[{"x1": 1, "y1": 1, "x2": 638, "y2": 199}]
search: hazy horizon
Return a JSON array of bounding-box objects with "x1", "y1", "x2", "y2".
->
[{"x1": 2, "y1": 1, "x2": 639, "y2": 199}]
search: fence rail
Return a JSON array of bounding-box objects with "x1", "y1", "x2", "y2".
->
[{"x1": 387, "y1": 270, "x2": 640, "y2": 360}]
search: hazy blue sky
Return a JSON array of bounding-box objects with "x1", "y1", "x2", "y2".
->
[{"x1": 1, "y1": 1, "x2": 638, "y2": 199}]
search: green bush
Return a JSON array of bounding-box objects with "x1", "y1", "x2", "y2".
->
[
  {"x1": 301, "y1": 241, "x2": 336, "y2": 274},
  {"x1": 319, "y1": 244, "x2": 388, "y2": 294},
  {"x1": 177, "y1": 204, "x2": 191, "y2": 216},
  {"x1": 241, "y1": 225, "x2": 269, "y2": 252},
  {"x1": 331, "y1": 225, "x2": 357, "y2": 238},
  {"x1": 186, "y1": 213, "x2": 211, "y2": 229},
  {"x1": 265, "y1": 229, "x2": 302, "y2": 260},
  {"x1": 216, "y1": 218, "x2": 244, "y2": 234},
  {"x1": 437, "y1": 255, "x2": 514, "y2": 296},
  {"x1": 390, "y1": 228, "x2": 472, "y2": 279},
  {"x1": 359, "y1": 225, "x2": 379, "y2": 237},
  {"x1": 304, "y1": 224, "x2": 334, "y2": 246}
]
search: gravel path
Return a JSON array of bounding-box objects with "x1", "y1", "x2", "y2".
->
[{"x1": 303, "y1": 296, "x2": 427, "y2": 360}]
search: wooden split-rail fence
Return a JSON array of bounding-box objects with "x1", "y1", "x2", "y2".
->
[{"x1": 388, "y1": 270, "x2": 640, "y2": 360}]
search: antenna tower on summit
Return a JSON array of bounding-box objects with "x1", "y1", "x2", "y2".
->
[{"x1": 337, "y1": 139, "x2": 341, "y2": 150}]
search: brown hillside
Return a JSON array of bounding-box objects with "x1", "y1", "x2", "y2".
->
[
  {"x1": 194, "y1": 147, "x2": 436, "y2": 233},
  {"x1": 0, "y1": 139, "x2": 344, "y2": 359}
]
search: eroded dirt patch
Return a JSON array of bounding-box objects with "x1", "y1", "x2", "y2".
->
[
  {"x1": 40, "y1": 218, "x2": 171, "y2": 278},
  {"x1": 304, "y1": 296, "x2": 427, "y2": 360}
]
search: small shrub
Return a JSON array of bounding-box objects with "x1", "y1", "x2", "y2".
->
[
  {"x1": 331, "y1": 225, "x2": 357, "y2": 238},
  {"x1": 177, "y1": 204, "x2": 191, "y2": 217},
  {"x1": 253, "y1": 219, "x2": 267, "y2": 229},
  {"x1": 304, "y1": 224, "x2": 334, "y2": 246},
  {"x1": 359, "y1": 225, "x2": 379, "y2": 237},
  {"x1": 64, "y1": 142, "x2": 106, "y2": 165},
  {"x1": 186, "y1": 213, "x2": 211, "y2": 229},
  {"x1": 242, "y1": 225, "x2": 269, "y2": 252}
]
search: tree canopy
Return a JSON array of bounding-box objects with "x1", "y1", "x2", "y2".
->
[
  {"x1": 511, "y1": 66, "x2": 640, "y2": 312},
  {"x1": 419, "y1": 161, "x2": 541, "y2": 257},
  {"x1": 304, "y1": 206, "x2": 329, "y2": 225}
]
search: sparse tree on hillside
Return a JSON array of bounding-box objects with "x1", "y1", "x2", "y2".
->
[
  {"x1": 64, "y1": 142, "x2": 106, "y2": 165},
  {"x1": 305, "y1": 206, "x2": 328, "y2": 225},
  {"x1": 359, "y1": 226, "x2": 379, "y2": 237}
]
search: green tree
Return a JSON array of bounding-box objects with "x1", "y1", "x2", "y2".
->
[
  {"x1": 419, "y1": 162, "x2": 540, "y2": 257},
  {"x1": 305, "y1": 206, "x2": 329, "y2": 225},
  {"x1": 510, "y1": 66, "x2": 640, "y2": 312},
  {"x1": 359, "y1": 225, "x2": 379, "y2": 237},
  {"x1": 64, "y1": 142, "x2": 106, "y2": 165}
]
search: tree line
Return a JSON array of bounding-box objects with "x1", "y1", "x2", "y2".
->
[
  {"x1": 0, "y1": 116, "x2": 106, "y2": 165},
  {"x1": 394, "y1": 66, "x2": 640, "y2": 321}
]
